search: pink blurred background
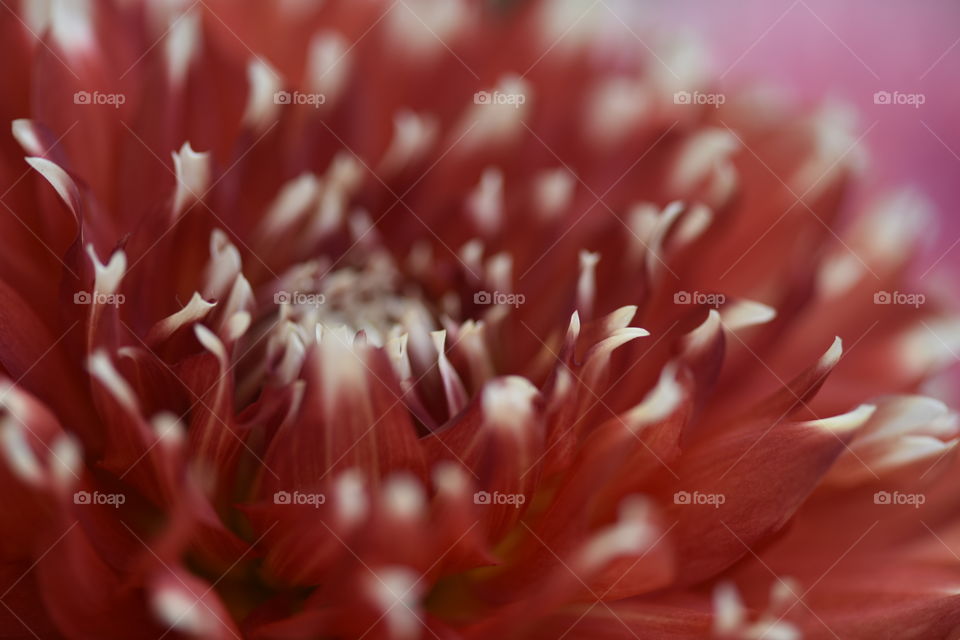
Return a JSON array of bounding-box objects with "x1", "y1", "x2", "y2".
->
[{"x1": 631, "y1": 0, "x2": 960, "y2": 274}]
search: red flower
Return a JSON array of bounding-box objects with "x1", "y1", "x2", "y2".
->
[{"x1": 0, "y1": 1, "x2": 958, "y2": 638}]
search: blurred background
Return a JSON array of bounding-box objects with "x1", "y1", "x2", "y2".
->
[{"x1": 618, "y1": 0, "x2": 960, "y2": 274}]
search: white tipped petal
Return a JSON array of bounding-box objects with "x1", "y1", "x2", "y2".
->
[
  {"x1": 165, "y1": 10, "x2": 201, "y2": 86},
  {"x1": 263, "y1": 173, "x2": 320, "y2": 236},
  {"x1": 482, "y1": 377, "x2": 539, "y2": 433},
  {"x1": 818, "y1": 336, "x2": 844, "y2": 370},
  {"x1": 172, "y1": 142, "x2": 211, "y2": 216},
  {"x1": 383, "y1": 473, "x2": 426, "y2": 520},
  {"x1": 673, "y1": 203, "x2": 713, "y2": 247},
  {"x1": 148, "y1": 293, "x2": 216, "y2": 343},
  {"x1": 307, "y1": 32, "x2": 350, "y2": 105},
  {"x1": 803, "y1": 404, "x2": 876, "y2": 433},
  {"x1": 318, "y1": 325, "x2": 368, "y2": 403},
  {"x1": 26, "y1": 157, "x2": 80, "y2": 218},
  {"x1": 49, "y1": 434, "x2": 82, "y2": 485},
  {"x1": 579, "y1": 496, "x2": 658, "y2": 570},
  {"x1": 204, "y1": 230, "x2": 243, "y2": 299},
  {"x1": 151, "y1": 585, "x2": 211, "y2": 637},
  {"x1": 538, "y1": 0, "x2": 603, "y2": 51},
  {"x1": 88, "y1": 351, "x2": 139, "y2": 412},
  {"x1": 195, "y1": 324, "x2": 227, "y2": 361},
  {"x1": 388, "y1": 0, "x2": 467, "y2": 58},
  {"x1": 367, "y1": 567, "x2": 424, "y2": 640},
  {"x1": 745, "y1": 620, "x2": 801, "y2": 640},
  {"x1": 605, "y1": 306, "x2": 639, "y2": 332},
  {"x1": 457, "y1": 74, "x2": 531, "y2": 150},
  {"x1": 719, "y1": 299, "x2": 777, "y2": 331},
  {"x1": 467, "y1": 168, "x2": 504, "y2": 236},
  {"x1": 50, "y1": 0, "x2": 95, "y2": 57},
  {"x1": 576, "y1": 251, "x2": 600, "y2": 318},
  {"x1": 621, "y1": 363, "x2": 684, "y2": 431},
  {"x1": 380, "y1": 110, "x2": 438, "y2": 174},
  {"x1": 533, "y1": 168, "x2": 576, "y2": 219},
  {"x1": 335, "y1": 469, "x2": 368, "y2": 526},
  {"x1": 484, "y1": 253, "x2": 513, "y2": 294},
  {"x1": 225, "y1": 311, "x2": 252, "y2": 343},
  {"x1": 12, "y1": 120, "x2": 44, "y2": 156},
  {"x1": 0, "y1": 418, "x2": 43, "y2": 484},
  {"x1": 151, "y1": 413, "x2": 186, "y2": 447},
  {"x1": 431, "y1": 330, "x2": 468, "y2": 415},
  {"x1": 586, "y1": 78, "x2": 650, "y2": 147},
  {"x1": 684, "y1": 309, "x2": 722, "y2": 353},
  {"x1": 432, "y1": 461, "x2": 469, "y2": 495},
  {"x1": 712, "y1": 582, "x2": 747, "y2": 634},
  {"x1": 671, "y1": 128, "x2": 739, "y2": 195},
  {"x1": 86, "y1": 245, "x2": 127, "y2": 296},
  {"x1": 898, "y1": 317, "x2": 960, "y2": 377},
  {"x1": 243, "y1": 58, "x2": 283, "y2": 132}
]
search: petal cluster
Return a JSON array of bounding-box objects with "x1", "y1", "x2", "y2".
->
[{"x1": 0, "y1": 1, "x2": 958, "y2": 639}]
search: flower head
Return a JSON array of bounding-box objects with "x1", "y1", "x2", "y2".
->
[{"x1": 1, "y1": 1, "x2": 958, "y2": 639}]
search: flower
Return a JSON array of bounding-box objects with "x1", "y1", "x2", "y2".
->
[{"x1": 1, "y1": 0, "x2": 959, "y2": 639}]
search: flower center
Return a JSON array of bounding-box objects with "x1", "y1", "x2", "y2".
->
[{"x1": 278, "y1": 252, "x2": 440, "y2": 348}]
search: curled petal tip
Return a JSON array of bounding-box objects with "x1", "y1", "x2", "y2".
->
[
  {"x1": 482, "y1": 376, "x2": 539, "y2": 432},
  {"x1": 805, "y1": 403, "x2": 876, "y2": 433}
]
